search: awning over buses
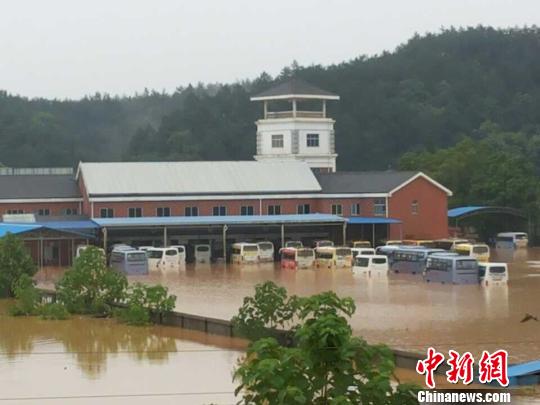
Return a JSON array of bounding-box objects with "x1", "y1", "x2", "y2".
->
[
  {"x1": 346, "y1": 217, "x2": 402, "y2": 225},
  {"x1": 448, "y1": 206, "x2": 526, "y2": 220}
]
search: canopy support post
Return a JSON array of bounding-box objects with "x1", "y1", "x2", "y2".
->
[{"x1": 223, "y1": 225, "x2": 228, "y2": 263}]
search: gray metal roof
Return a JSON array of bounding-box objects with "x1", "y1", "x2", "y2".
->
[
  {"x1": 251, "y1": 78, "x2": 339, "y2": 100},
  {"x1": 0, "y1": 175, "x2": 81, "y2": 200},
  {"x1": 315, "y1": 171, "x2": 420, "y2": 194},
  {"x1": 78, "y1": 161, "x2": 322, "y2": 196}
]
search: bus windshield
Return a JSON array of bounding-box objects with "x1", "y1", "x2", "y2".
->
[
  {"x1": 473, "y1": 246, "x2": 489, "y2": 254},
  {"x1": 243, "y1": 245, "x2": 259, "y2": 252},
  {"x1": 258, "y1": 243, "x2": 273, "y2": 251},
  {"x1": 297, "y1": 249, "x2": 313, "y2": 258},
  {"x1": 490, "y1": 266, "x2": 506, "y2": 274},
  {"x1": 354, "y1": 257, "x2": 369, "y2": 267},
  {"x1": 456, "y1": 260, "x2": 477, "y2": 270},
  {"x1": 197, "y1": 246, "x2": 210, "y2": 252},
  {"x1": 336, "y1": 248, "x2": 351, "y2": 257},
  {"x1": 147, "y1": 250, "x2": 163, "y2": 259},
  {"x1": 127, "y1": 252, "x2": 148, "y2": 262}
]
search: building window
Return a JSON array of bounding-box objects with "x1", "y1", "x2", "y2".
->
[
  {"x1": 213, "y1": 206, "x2": 227, "y2": 216},
  {"x1": 37, "y1": 208, "x2": 50, "y2": 216},
  {"x1": 185, "y1": 206, "x2": 198, "y2": 216},
  {"x1": 412, "y1": 200, "x2": 419, "y2": 215},
  {"x1": 63, "y1": 208, "x2": 78, "y2": 216},
  {"x1": 6, "y1": 209, "x2": 24, "y2": 215},
  {"x1": 157, "y1": 207, "x2": 171, "y2": 217},
  {"x1": 351, "y1": 203, "x2": 360, "y2": 216},
  {"x1": 331, "y1": 204, "x2": 342, "y2": 215},
  {"x1": 373, "y1": 198, "x2": 386, "y2": 216},
  {"x1": 240, "y1": 206, "x2": 254, "y2": 216},
  {"x1": 271, "y1": 134, "x2": 284, "y2": 148},
  {"x1": 100, "y1": 208, "x2": 114, "y2": 218},
  {"x1": 267, "y1": 205, "x2": 281, "y2": 215},
  {"x1": 128, "y1": 207, "x2": 142, "y2": 218},
  {"x1": 297, "y1": 204, "x2": 310, "y2": 214},
  {"x1": 306, "y1": 133, "x2": 319, "y2": 147}
]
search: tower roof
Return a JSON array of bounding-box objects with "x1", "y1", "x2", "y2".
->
[{"x1": 251, "y1": 78, "x2": 339, "y2": 101}]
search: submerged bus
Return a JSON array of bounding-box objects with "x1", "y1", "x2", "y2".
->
[
  {"x1": 110, "y1": 249, "x2": 148, "y2": 275},
  {"x1": 390, "y1": 247, "x2": 445, "y2": 274},
  {"x1": 281, "y1": 247, "x2": 315, "y2": 269},
  {"x1": 231, "y1": 243, "x2": 259, "y2": 264},
  {"x1": 257, "y1": 241, "x2": 275, "y2": 262},
  {"x1": 424, "y1": 254, "x2": 479, "y2": 284},
  {"x1": 478, "y1": 262, "x2": 508, "y2": 286},
  {"x1": 496, "y1": 232, "x2": 528, "y2": 249},
  {"x1": 454, "y1": 243, "x2": 490, "y2": 262},
  {"x1": 352, "y1": 255, "x2": 389, "y2": 276},
  {"x1": 315, "y1": 247, "x2": 352, "y2": 268}
]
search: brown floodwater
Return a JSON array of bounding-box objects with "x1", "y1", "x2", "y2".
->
[
  {"x1": 0, "y1": 300, "x2": 246, "y2": 404},
  {"x1": 28, "y1": 247, "x2": 540, "y2": 401},
  {"x1": 35, "y1": 248, "x2": 540, "y2": 363}
]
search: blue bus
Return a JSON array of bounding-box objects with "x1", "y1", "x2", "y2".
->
[
  {"x1": 390, "y1": 247, "x2": 445, "y2": 274},
  {"x1": 424, "y1": 254, "x2": 479, "y2": 284},
  {"x1": 110, "y1": 249, "x2": 148, "y2": 275}
]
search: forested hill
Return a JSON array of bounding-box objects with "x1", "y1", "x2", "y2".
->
[{"x1": 1, "y1": 27, "x2": 540, "y2": 174}]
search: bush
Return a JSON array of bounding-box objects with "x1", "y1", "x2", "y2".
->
[
  {"x1": 233, "y1": 282, "x2": 419, "y2": 404},
  {"x1": 9, "y1": 274, "x2": 40, "y2": 316},
  {"x1": 39, "y1": 303, "x2": 70, "y2": 320},
  {"x1": 56, "y1": 246, "x2": 127, "y2": 316},
  {"x1": 231, "y1": 281, "x2": 298, "y2": 340},
  {"x1": 0, "y1": 233, "x2": 36, "y2": 297},
  {"x1": 117, "y1": 283, "x2": 176, "y2": 326}
]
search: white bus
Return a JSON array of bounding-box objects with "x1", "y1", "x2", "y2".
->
[
  {"x1": 147, "y1": 247, "x2": 181, "y2": 272},
  {"x1": 169, "y1": 245, "x2": 186, "y2": 265},
  {"x1": 231, "y1": 243, "x2": 259, "y2": 264},
  {"x1": 194, "y1": 244, "x2": 211, "y2": 263},
  {"x1": 352, "y1": 255, "x2": 389, "y2": 276},
  {"x1": 478, "y1": 262, "x2": 508, "y2": 286},
  {"x1": 496, "y1": 232, "x2": 528, "y2": 249},
  {"x1": 257, "y1": 241, "x2": 274, "y2": 262}
]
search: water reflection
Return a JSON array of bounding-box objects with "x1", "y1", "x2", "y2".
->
[
  {"x1": 482, "y1": 284, "x2": 509, "y2": 319},
  {"x1": 0, "y1": 300, "x2": 245, "y2": 380}
]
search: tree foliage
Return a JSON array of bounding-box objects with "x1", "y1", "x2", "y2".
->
[
  {"x1": 0, "y1": 233, "x2": 36, "y2": 297},
  {"x1": 56, "y1": 246, "x2": 127, "y2": 315},
  {"x1": 117, "y1": 283, "x2": 176, "y2": 326},
  {"x1": 233, "y1": 282, "x2": 418, "y2": 404}
]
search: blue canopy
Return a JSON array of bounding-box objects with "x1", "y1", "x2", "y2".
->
[
  {"x1": 448, "y1": 206, "x2": 486, "y2": 218},
  {"x1": 0, "y1": 224, "x2": 43, "y2": 238},
  {"x1": 346, "y1": 217, "x2": 402, "y2": 225}
]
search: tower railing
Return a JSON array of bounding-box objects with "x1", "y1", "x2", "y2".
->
[{"x1": 265, "y1": 110, "x2": 325, "y2": 119}]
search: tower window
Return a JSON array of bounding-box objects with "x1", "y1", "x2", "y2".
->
[
  {"x1": 100, "y1": 208, "x2": 114, "y2": 218},
  {"x1": 271, "y1": 134, "x2": 284, "y2": 148},
  {"x1": 297, "y1": 204, "x2": 310, "y2": 214},
  {"x1": 351, "y1": 203, "x2": 361, "y2": 216},
  {"x1": 306, "y1": 133, "x2": 319, "y2": 147},
  {"x1": 185, "y1": 206, "x2": 198, "y2": 216}
]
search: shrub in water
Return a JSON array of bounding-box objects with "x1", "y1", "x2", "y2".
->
[
  {"x1": 9, "y1": 274, "x2": 40, "y2": 316},
  {"x1": 56, "y1": 246, "x2": 127, "y2": 316},
  {"x1": 118, "y1": 283, "x2": 176, "y2": 326},
  {"x1": 39, "y1": 303, "x2": 70, "y2": 320},
  {"x1": 0, "y1": 233, "x2": 36, "y2": 297}
]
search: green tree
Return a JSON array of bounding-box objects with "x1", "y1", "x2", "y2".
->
[
  {"x1": 233, "y1": 282, "x2": 418, "y2": 404},
  {"x1": 118, "y1": 283, "x2": 176, "y2": 325},
  {"x1": 56, "y1": 246, "x2": 127, "y2": 315},
  {"x1": 9, "y1": 273, "x2": 40, "y2": 316},
  {"x1": 0, "y1": 233, "x2": 36, "y2": 297}
]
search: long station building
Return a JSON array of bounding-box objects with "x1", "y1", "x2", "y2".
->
[{"x1": 0, "y1": 79, "x2": 452, "y2": 265}]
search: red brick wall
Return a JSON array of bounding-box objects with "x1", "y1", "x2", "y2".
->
[
  {"x1": 88, "y1": 197, "x2": 386, "y2": 218},
  {"x1": 388, "y1": 177, "x2": 449, "y2": 240},
  {"x1": 0, "y1": 201, "x2": 81, "y2": 216}
]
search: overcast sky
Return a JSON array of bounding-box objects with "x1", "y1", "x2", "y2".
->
[{"x1": 0, "y1": 0, "x2": 538, "y2": 99}]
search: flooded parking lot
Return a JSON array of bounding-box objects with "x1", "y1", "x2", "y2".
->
[
  {"x1": 0, "y1": 300, "x2": 245, "y2": 404},
  {"x1": 34, "y1": 249, "x2": 540, "y2": 363},
  {"x1": 6, "y1": 248, "x2": 540, "y2": 402}
]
